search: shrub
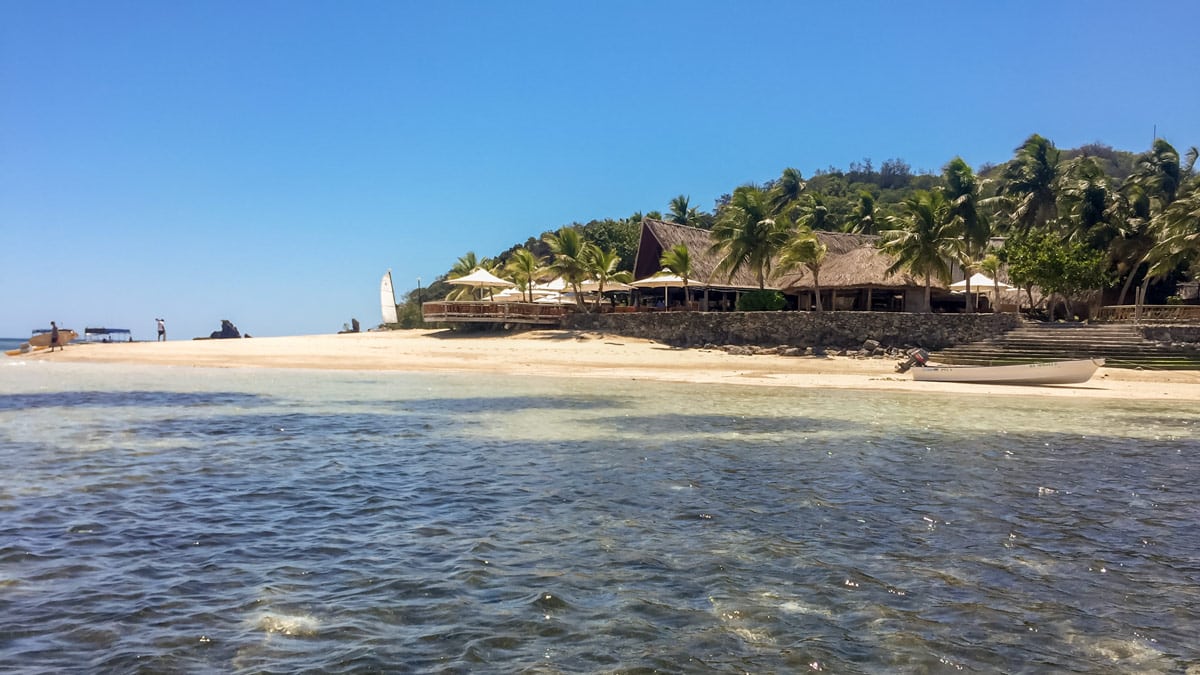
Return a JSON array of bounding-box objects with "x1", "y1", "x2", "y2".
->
[{"x1": 737, "y1": 290, "x2": 787, "y2": 311}]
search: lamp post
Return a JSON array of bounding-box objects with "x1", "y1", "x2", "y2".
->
[{"x1": 416, "y1": 277, "x2": 422, "y2": 304}]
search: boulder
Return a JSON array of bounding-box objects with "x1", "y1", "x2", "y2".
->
[{"x1": 209, "y1": 320, "x2": 241, "y2": 339}]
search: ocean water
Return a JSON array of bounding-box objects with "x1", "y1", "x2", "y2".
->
[
  {"x1": 0, "y1": 338, "x2": 26, "y2": 352},
  {"x1": 2, "y1": 362, "x2": 1198, "y2": 673}
]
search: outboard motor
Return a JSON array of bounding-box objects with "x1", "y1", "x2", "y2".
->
[{"x1": 895, "y1": 348, "x2": 930, "y2": 373}]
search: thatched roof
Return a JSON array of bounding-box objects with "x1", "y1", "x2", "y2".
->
[
  {"x1": 636, "y1": 219, "x2": 761, "y2": 289},
  {"x1": 775, "y1": 231, "x2": 942, "y2": 291},
  {"x1": 635, "y1": 219, "x2": 941, "y2": 292}
]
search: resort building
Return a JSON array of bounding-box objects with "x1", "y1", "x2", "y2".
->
[{"x1": 634, "y1": 219, "x2": 948, "y2": 312}]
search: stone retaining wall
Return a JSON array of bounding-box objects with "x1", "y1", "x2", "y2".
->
[
  {"x1": 563, "y1": 311, "x2": 1022, "y2": 351},
  {"x1": 1140, "y1": 325, "x2": 1200, "y2": 345}
]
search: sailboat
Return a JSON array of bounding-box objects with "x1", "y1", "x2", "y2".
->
[{"x1": 381, "y1": 270, "x2": 399, "y2": 325}]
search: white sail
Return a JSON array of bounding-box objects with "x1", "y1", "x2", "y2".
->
[{"x1": 380, "y1": 270, "x2": 399, "y2": 325}]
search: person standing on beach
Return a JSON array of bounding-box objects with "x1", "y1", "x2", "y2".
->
[
  {"x1": 156, "y1": 318, "x2": 166, "y2": 342},
  {"x1": 49, "y1": 321, "x2": 61, "y2": 352}
]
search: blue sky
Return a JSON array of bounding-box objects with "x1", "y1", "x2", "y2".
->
[{"x1": 3, "y1": 1, "x2": 1198, "y2": 339}]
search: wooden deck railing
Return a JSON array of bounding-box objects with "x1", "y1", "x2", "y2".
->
[
  {"x1": 1095, "y1": 305, "x2": 1200, "y2": 323},
  {"x1": 421, "y1": 301, "x2": 574, "y2": 325}
]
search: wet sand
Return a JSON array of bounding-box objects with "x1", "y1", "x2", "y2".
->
[{"x1": 24, "y1": 329, "x2": 1200, "y2": 401}]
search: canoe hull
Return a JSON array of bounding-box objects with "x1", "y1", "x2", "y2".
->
[{"x1": 911, "y1": 359, "x2": 1104, "y2": 385}]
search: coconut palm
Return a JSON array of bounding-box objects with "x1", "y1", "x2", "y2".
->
[
  {"x1": 881, "y1": 190, "x2": 962, "y2": 312},
  {"x1": 709, "y1": 185, "x2": 790, "y2": 289},
  {"x1": 848, "y1": 190, "x2": 878, "y2": 234},
  {"x1": 668, "y1": 195, "x2": 701, "y2": 226},
  {"x1": 543, "y1": 226, "x2": 593, "y2": 307},
  {"x1": 584, "y1": 246, "x2": 631, "y2": 311},
  {"x1": 447, "y1": 251, "x2": 495, "y2": 300},
  {"x1": 795, "y1": 193, "x2": 836, "y2": 232},
  {"x1": 978, "y1": 252, "x2": 1006, "y2": 310},
  {"x1": 1057, "y1": 156, "x2": 1114, "y2": 247},
  {"x1": 505, "y1": 248, "x2": 544, "y2": 302},
  {"x1": 1133, "y1": 139, "x2": 1182, "y2": 208},
  {"x1": 944, "y1": 158, "x2": 990, "y2": 311},
  {"x1": 1126, "y1": 140, "x2": 1184, "y2": 311},
  {"x1": 659, "y1": 243, "x2": 694, "y2": 308},
  {"x1": 769, "y1": 167, "x2": 806, "y2": 216},
  {"x1": 1143, "y1": 182, "x2": 1200, "y2": 282},
  {"x1": 777, "y1": 227, "x2": 828, "y2": 311},
  {"x1": 998, "y1": 134, "x2": 1061, "y2": 232}
]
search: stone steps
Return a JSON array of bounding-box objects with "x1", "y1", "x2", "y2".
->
[{"x1": 931, "y1": 321, "x2": 1200, "y2": 370}]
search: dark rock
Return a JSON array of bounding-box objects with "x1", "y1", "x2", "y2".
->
[{"x1": 209, "y1": 320, "x2": 241, "y2": 339}]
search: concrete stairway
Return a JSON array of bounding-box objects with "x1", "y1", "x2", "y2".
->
[{"x1": 931, "y1": 320, "x2": 1200, "y2": 370}]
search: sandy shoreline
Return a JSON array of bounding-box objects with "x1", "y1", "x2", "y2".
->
[{"x1": 17, "y1": 329, "x2": 1200, "y2": 401}]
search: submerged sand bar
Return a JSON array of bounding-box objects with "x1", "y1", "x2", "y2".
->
[{"x1": 27, "y1": 329, "x2": 1200, "y2": 401}]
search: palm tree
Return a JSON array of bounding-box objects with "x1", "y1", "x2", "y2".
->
[
  {"x1": 659, "y1": 243, "x2": 693, "y2": 308},
  {"x1": 1134, "y1": 139, "x2": 1182, "y2": 208},
  {"x1": 1143, "y1": 182, "x2": 1200, "y2": 283},
  {"x1": 978, "y1": 252, "x2": 1006, "y2": 311},
  {"x1": 668, "y1": 195, "x2": 701, "y2": 226},
  {"x1": 709, "y1": 185, "x2": 790, "y2": 289},
  {"x1": 1127, "y1": 139, "x2": 1184, "y2": 313},
  {"x1": 849, "y1": 190, "x2": 878, "y2": 234},
  {"x1": 769, "y1": 167, "x2": 806, "y2": 216},
  {"x1": 944, "y1": 158, "x2": 990, "y2": 311},
  {"x1": 584, "y1": 246, "x2": 631, "y2": 311},
  {"x1": 795, "y1": 193, "x2": 835, "y2": 232},
  {"x1": 505, "y1": 248, "x2": 544, "y2": 302},
  {"x1": 1057, "y1": 156, "x2": 1114, "y2": 247},
  {"x1": 447, "y1": 251, "x2": 493, "y2": 300},
  {"x1": 543, "y1": 226, "x2": 593, "y2": 307},
  {"x1": 998, "y1": 134, "x2": 1061, "y2": 233},
  {"x1": 777, "y1": 227, "x2": 828, "y2": 310},
  {"x1": 881, "y1": 190, "x2": 962, "y2": 312}
]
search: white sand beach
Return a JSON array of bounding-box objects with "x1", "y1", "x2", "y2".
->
[{"x1": 19, "y1": 329, "x2": 1200, "y2": 401}]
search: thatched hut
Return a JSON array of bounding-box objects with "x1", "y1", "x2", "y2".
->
[
  {"x1": 774, "y1": 231, "x2": 943, "y2": 312},
  {"x1": 633, "y1": 219, "x2": 946, "y2": 311}
]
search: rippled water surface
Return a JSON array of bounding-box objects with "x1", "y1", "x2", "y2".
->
[{"x1": 2, "y1": 361, "x2": 1198, "y2": 673}]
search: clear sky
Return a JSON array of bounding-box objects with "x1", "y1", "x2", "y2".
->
[{"x1": 3, "y1": 1, "x2": 1198, "y2": 339}]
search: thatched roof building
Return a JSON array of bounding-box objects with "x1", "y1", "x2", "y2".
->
[
  {"x1": 635, "y1": 219, "x2": 761, "y2": 289},
  {"x1": 634, "y1": 219, "x2": 947, "y2": 311}
]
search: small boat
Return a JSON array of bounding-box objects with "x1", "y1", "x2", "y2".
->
[
  {"x1": 5, "y1": 329, "x2": 79, "y2": 356},
  {"x1": 910, "y1": 358, "x2": 1105, "y2": 385},
  {"x1": 27, "y1": 329, "x2": 78, "y2": 348}
]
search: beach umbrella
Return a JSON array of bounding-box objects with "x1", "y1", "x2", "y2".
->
[
  {"x1": 949, "y1": 272, "x2": 1017, "y2": 293},
  {"x1": 578, "y1": 279, "x2": 633, "y2": 293},
  {"x1": 492, "y1": 288, "x2": 526, "y2": 303},
  {"x1": 447, "y1": 268, "x2": 516, "y2": 300},
  {"x1": 631, "y1": 269, "x2": 701, "y2": 305},
  {"x1": 534, "y1": 292, "x2": 579, "y2": 305},
  {"x1": 532, "y1": 277, "x2": 569, "y2": 293}
]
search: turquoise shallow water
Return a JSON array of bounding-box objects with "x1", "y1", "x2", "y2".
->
[{"x1": 2, "y1": 361, "x2": 1198, "y2": 673}]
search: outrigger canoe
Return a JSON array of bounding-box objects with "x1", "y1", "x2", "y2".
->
[{"x1": 910, "y1": 358, "x2": 1104, "y2": 385}]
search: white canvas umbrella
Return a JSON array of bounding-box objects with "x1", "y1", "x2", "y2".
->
[
  {"x1": 532, "y1": 277, "x2": 569, "y2": 292},
  {"x1": 579, "y1": 279, "x2": 633, "y2": 293},
  {"x1": 951, "y1": 272, "x2": 1018, "y2": 311},
  {"x1": 447, "y1": 268, "x2": 516, "y2": 300},
  {"x1": 492, "y1": 288, "x2": 526, "y2": 303},
  {"x1": 631, "y1": 269, "x2": 701, "y2": 305},
  {"x1": 949, "y1": 272, "x2": 1016, "y2": 292}
]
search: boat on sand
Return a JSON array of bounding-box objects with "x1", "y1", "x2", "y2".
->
[
  {"x1": 907, "y1": 356, "x2": 1105, "y2": 385},
  {"x1": 5, "y1": 329, "x2": 79, "y2": 356}
]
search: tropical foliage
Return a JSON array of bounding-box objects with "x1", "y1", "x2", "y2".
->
[{"x1": 404, "y1": 134, "x2": 1197, "y2": 321}]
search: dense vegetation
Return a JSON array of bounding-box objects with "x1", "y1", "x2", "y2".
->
[{"x1": 395, "y1": 135, "x2": 1199, "y2": 325}]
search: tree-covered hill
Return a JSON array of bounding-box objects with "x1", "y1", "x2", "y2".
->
[{"x1": 394, "y1": 135, "x2": 1196, "y2": 326}]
